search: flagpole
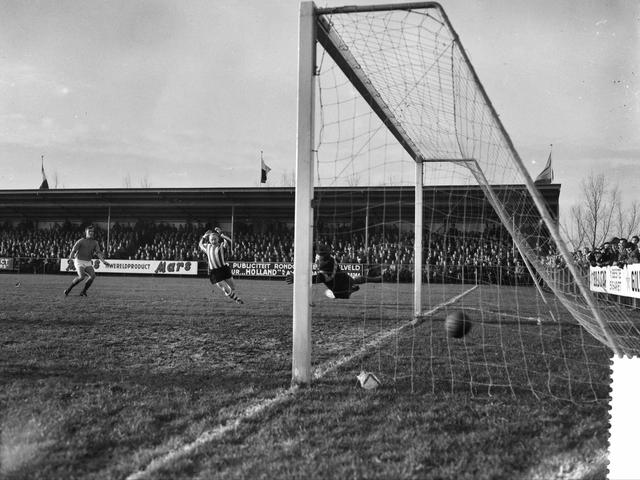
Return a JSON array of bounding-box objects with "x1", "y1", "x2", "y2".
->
[
  {"x1": 107, "y1": 206, "x2": 111, "y2": 257},
  {"x1": 549, "y1": 143, "x2": 553, "y2": 183}
]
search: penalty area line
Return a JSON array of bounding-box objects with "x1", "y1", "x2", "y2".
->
[{"x1": 126, "y1": 285, "x2": 477, "y2": 480}]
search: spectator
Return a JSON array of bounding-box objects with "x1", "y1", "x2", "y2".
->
[
  {"x1": 623, "y1": 241, "x2": 640, "y2": 265},
  {"x1": 588, "y1": 246, "x2": 607, "y2": 268},
  {"x1": 615, "y1": 238, "x2": 628, "y2": 268},
  {"x1": 600, "y1": 242, "x2": 616, "y2": 266}
]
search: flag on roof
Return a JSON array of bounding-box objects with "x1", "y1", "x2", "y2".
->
[
  {"x1": 534, "y1": 151, "x2": 553, "y2": 184},
  {"x1": 39, "y1": 155, "x2": 49, "y2": 190},
  {"x1": 260, "y1": 152, "x2": 271, "y2": 184}
]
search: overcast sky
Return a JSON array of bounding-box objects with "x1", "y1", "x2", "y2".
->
[{"x1": 0, "y1": 0, "x2": 638, "y2": 215}]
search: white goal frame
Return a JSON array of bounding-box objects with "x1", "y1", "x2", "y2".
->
[{"x1": 292, "y1": 1, "x2": 619, "y2": 385}]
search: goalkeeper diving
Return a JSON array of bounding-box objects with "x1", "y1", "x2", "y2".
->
[{"x1": 286, "y1": 244, "x2": 363, "y2": 299}]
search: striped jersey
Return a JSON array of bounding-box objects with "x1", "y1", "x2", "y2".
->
[{"x1": 201, "y1": 239, "x2": 228, "y2": 270}]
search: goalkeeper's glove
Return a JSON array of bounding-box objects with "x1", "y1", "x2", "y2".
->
[{"x1": 285, "y1": 273, "x2": 294, "y2": 284}]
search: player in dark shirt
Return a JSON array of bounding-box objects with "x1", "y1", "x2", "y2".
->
[
  {"x1": 286, "y1": 245, "x2": 361, "y2": 299},
  {"x1": 64, "y1": 226, "x2": 110, "y2": 297}
]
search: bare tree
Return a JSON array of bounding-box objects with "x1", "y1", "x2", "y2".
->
[
  {"x1": 122, "y1": 173, "x2": 132, "y2": 188},
  {"x1": 279, "y1": 170, "x2": 295, "y2": 187},
  {"x1": 565, "y1": 172, "x2": 634, "y2": 250},
  {"x1": 566, "y1": 204, "x2": 587, "y2": 251},
  {"x1": 346, "y1": 172, "x2": 361, "y2": 186},
  {"x1": 140, "y1": 174, "x2": 152, "y2": 188},
  {"x1": 629, "y1": 201, "x2": 640, "y2": 238},
  {"x1": 379, "y1": 174, "x2": 397, "y2": 186},
  {"x1": 614, "y1": 199, "x2": 640, "y2": 239}
]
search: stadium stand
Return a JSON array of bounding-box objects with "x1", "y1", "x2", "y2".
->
[
  {"x1": 1, "y1": 219, "x2": 550, "y2": 285},
  {"x1": 3, "y1": 218, "x2": 638, "y2": 288},
  {"x1": 0, "y1": 184, "x2": 593, "y2": 286}
]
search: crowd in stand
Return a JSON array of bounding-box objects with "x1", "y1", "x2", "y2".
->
[
  {"x1": 0, "y1": 222, "x2": 77, "y2": 273},
  {"x1": 3, "y1": 220, "x2": 638, "y2": 281},
  {"x1": 313, "y1": 226, "x2": 531, "y2": 284},
  {"x1": 573, "y1": 236, "x2": 640, "y2": 271},
  {"x1": 0, "y1": 221, "x2": 529, "y2": 284}
]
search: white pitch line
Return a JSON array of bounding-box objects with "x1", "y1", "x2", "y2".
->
[
  {"x1": 126, "y1": 285, "x2": 478, "y2": 480},
  {"x1": 126, "y1": 389, "x2": 299, "y2": 480},
  {"x1": 521, "y1": 448, "x2": 607, "y2": 480},
  {"x1": 462, "y1": 306, "x2": 542, "y2": 323}
]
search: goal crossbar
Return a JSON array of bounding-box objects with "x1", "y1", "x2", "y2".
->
[{"x1": 316, "y1": 2, "x2": 442, "y2": 15}]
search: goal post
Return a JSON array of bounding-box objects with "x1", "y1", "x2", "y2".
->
[
  {"x1": 292, "y1": 1, "x2": 316, "y2": 385},
  {"x1": 294, "y1": 2, "x2": 433, "y2": 385},
  {"x1": 414, "y1": 160, "x2": 423, "y2": 319},
  {"x1": 293, "y1": 0, "x2": 637, "y2": 390}
]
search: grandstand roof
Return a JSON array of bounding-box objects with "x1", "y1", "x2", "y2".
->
[{"x1": 0, "y1": 185, "x2": 560, "y2": 224}]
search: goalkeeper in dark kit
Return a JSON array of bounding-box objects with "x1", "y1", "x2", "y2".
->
[{"x1": 286, "y1": 244, "x2": 362, "y2": 299}]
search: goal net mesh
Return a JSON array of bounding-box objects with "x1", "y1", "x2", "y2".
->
[{"x1": 306, "y1": 3, "x2": 639, "y2": 400}]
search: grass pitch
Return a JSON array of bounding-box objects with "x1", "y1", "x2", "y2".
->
[{"x1": 0, "y1": 273, "x2": 610, "y2": 479}]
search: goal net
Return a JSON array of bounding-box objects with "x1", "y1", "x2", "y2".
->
[{"x1": 292, "y1": 1, "x2": 639, "y2": 399}]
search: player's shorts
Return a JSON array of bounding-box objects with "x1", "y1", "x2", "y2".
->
[
  {"x1": 74, "y1": 259, "x2": 94, "y2": 273},
  {"x1": 209, "y1": 265, "x2": 232, "y2": 284}
]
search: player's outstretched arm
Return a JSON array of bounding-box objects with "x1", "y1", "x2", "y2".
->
[
  {"x1": 98, "y1": 251, "x2": 110, "y2": 266},
  {"x1": 93, "y1": 242, "x2": 110, "y2": 266},
  {"x1": 285, "y1": 273, "x2": 323, "y2": 284},
  {"x1": 352, "y1": 274, "x2": 367, "y2": 285}
]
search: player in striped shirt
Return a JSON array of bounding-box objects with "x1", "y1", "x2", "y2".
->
[{"x1": 198, "y1": 227, "x2": 243, "y2": 304}]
